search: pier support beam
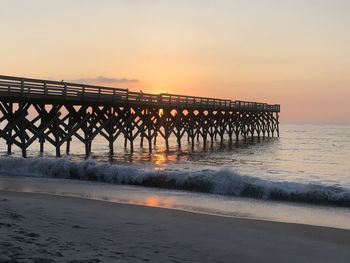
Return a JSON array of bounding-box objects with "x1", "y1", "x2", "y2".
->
[{"x1": 0, "y1": 93, "x2": 279, "y2": 157}]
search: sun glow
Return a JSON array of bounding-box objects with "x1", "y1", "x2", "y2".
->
[
  {"x1": 153, "y1": 153, "x2": 166, "y2": 165},
  {"x1": 145, "y1": 196, "x2": 160, "y2": 207},
  {"x1": 145, "y1": 196, "x2": 175, "y2": 208}
]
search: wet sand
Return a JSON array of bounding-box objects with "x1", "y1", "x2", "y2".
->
[{"x1": 1, "y1": 190, "x2": 350, "y2": 263}]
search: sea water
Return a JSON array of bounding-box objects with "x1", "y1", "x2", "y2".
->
[{"x1": 0, "y1": 124, "x2": 349, "y2": 228}]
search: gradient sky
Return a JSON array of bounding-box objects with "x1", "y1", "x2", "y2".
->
[{"x1": 1, "y1": 0, "x2": 349, "y2": 123}]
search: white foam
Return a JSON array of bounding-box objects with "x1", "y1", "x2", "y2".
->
[{"x1": 0, "y1": 157, "x2": 349, "y2": 206}]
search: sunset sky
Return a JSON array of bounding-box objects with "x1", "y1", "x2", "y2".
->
[{"x1": 1, "y1": 0, "x2": 349, "y2": 124}]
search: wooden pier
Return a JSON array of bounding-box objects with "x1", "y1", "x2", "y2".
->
[{"x1": 0, "y1": 75, "x2": 280, "y2": 157}]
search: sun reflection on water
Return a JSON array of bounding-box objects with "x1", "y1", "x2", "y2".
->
[
  {"x1": 127, "y1": 195, "x2": 176, "y2": 209},
  {"x1": 153, "y1": 153, "x2": 166, "y2": 166}
]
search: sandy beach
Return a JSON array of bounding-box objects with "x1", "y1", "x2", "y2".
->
[{"x1": 1, "y1": 190, "x2": 349, "y2": 263}]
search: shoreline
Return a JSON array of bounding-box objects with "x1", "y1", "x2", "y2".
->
[
  {"x1": 2, "y1": 175, "x2": 350, "y2": 230},
  {"x1": 3, "y1": 187, "x2": 350, "y2": 231},
  {"x1": 1, "y1": 190, "x2": 350, "y2": 262}
]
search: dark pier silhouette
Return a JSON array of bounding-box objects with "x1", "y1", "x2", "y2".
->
[{"x1": 0, "y1": 75, "x2": 280, "y2": 157}]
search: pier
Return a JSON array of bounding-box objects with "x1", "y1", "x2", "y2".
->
[{"x1": 0, "y1": 75, "x2": 280, "y2": 157}]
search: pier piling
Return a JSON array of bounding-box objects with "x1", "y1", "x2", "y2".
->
[{"x1": 0, "y1": 75, "x2": 280, "y2": 157}]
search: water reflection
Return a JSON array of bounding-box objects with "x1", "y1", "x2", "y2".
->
[
  {"x1": 132, "y1": 195, "x2": 176, "y2": 208},
  {"x1": 97, "y1": 136, "x2": 280, "y2": 167},
  {"x1": 1, "y1": 124, "x2": 350, "y2": 188},
  {"x1": 0, "y1": 127, "x2": 279, "y2": 165}
]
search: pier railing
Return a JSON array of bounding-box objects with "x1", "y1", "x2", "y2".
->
[{"x1": 0, "y1": 75, "x2": 280, "y2": 112}]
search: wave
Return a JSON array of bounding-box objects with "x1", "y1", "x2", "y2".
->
[{"x1": 0, "y1": 157, "x2": 349, "y2": 207}]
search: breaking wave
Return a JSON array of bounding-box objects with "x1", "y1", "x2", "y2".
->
[{"x1": 0, "y1": 157, "x2": 349, "y2": 207}]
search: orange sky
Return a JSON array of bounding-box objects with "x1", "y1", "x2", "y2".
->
[{"x1": 1, "y1": 0, "x2": 349, "y2": 124}]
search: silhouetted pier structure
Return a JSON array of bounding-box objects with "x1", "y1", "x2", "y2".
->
[{"x1": 0, "y1": 75, "x2": 280, "y2": 157}]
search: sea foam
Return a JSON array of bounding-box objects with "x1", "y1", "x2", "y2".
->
[{"x1": 0, "y1": 157, "x2": 349, "y2": 207}]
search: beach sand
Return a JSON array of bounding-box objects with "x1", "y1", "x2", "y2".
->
[{"x1": 1, "y1": 190, "x2": 350, "y2": 263}]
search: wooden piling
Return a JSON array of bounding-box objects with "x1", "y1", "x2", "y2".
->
[{"x1": 0, "y1": 75, "x2": 280, "y2": 157}]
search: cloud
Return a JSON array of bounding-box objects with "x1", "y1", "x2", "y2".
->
[{"x1": 69, "y1": 76, "x2": 139, "y2": 86}]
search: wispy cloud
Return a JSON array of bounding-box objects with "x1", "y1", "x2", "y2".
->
[{"x1": 69, "y1": 76, "x2": 139, "y2": 86}]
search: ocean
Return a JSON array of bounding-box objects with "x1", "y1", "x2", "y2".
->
[{"x1": 1, "y1": 124, "x2": 350, "y2": 228}]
